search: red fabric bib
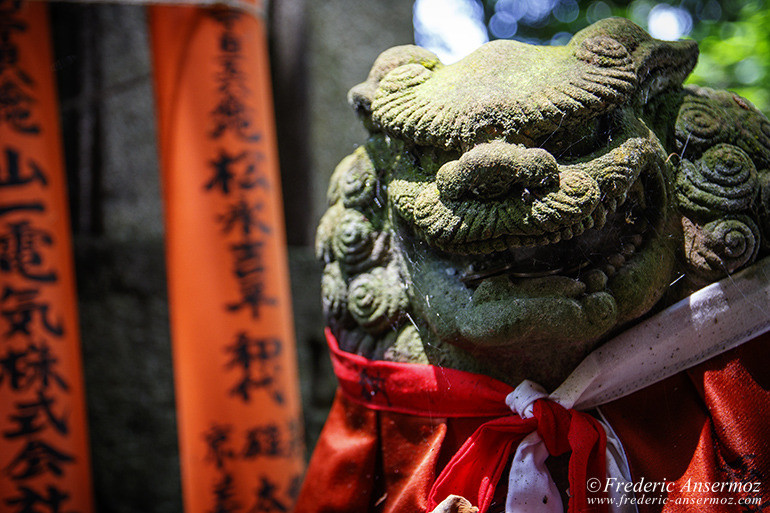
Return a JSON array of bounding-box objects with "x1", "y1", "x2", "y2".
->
[
  {"x1": 325, "y1": 329, "x2": 608, "y2": 513},
  {"x1": 294, "y1": 330, "x2": 769, "y2": 513},
  {"x1": 602, "y1": 331, "x2": 770, "y2": 513},
  {"x1": 327, "y1": 327, "x2": 513, "y2": 418}
]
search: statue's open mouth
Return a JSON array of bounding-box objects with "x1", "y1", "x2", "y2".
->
[
  {"x1": 397, "y1": 159, "x2": 667, "y2": 295},
  {"x1": 391, "y1": 114, "x2": 670, "y2": 288},
  {"x1": 391, "y1": 121, "x2": 675, "y2": 364},
  {"x1": 457, "y1": 167, "x2": 664, "y2": 287}
]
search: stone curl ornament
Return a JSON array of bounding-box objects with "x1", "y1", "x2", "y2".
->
[{"x1": 298, "y1": 17, "x2": 770, "y2": 513}]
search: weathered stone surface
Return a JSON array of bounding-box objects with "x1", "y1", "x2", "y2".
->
[{"x1": 317, "y1": 18, "x2": 770, "y2": 390}]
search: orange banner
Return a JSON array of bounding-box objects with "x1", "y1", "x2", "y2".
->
[
  {"x1": 149, "y1": 5, "x2": 305, "y2": 513},
  {"x1": 0, "y1": 2, "x2": 95, "y2": 512}
]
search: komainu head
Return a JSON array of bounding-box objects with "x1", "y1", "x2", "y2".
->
[{"x1": 316, "y1": 18, "x2": 770, "y2": 388}]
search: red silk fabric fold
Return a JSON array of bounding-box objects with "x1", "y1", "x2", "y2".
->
[
  {"x1": 327, "y1": 327, "x2": 513, "y2": 418},
  {"x1": 427, "y1": 400, "x2": 608, "y2": 513},
  {"x1": 325, "y1": 329, "x2": 608, "y2": 513},
  {"x1": 601, "y1": 332, "x2": 770, "y2": 513}
]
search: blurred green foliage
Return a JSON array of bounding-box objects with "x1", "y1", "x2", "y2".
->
[
  {"x1": 479, "y1": 0, "x2": 769, "y2": 113},
  {"x1": 686, "y1": 1, "x2": 769, "y2": 113}
]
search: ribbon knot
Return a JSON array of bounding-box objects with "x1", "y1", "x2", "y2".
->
[
  {"x1": 506, "y1": 379, "x2": 548, "y2": 418},
  {"x1": 428, "y1": 382, "x2": 608, "y2": 513}
]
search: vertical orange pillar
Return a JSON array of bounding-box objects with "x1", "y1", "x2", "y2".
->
[
  {"x1": 0, "y1": 2, "x2": 95, "y2": 513},
  {"x1": 149, "y1": 4, "x2": 305, "y2": 513}
]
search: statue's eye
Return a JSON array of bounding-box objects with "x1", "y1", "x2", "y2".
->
[{"x1": 538, "y1": 115, "x2": 613, "y2": 160}]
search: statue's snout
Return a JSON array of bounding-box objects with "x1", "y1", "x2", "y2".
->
[{"x1": 436, "y1": 141, "x2": 558, "y2": 200}]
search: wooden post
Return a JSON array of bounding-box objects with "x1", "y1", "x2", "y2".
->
[{"x1": 149, "y1": 4, "x2": 305, "y2": 512}]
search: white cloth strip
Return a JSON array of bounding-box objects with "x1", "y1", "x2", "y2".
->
[
  {"x1": 505, "y1": 382, "x2": 564, "y2": 513},
  {"x1": 504, "y1": 381, "x2": 637, "y2": 513},
  {"x1": 597, "y1": 411, "x2": 638, "y2": 513},
  {"x1": 503, "y1": 257, "x2": 770, "y2": 513},
  {"x1": 28, "y1": 0, "x2": 266, "y2": 20},
  {"x1": 551, "y1": 256, "x2": 770, "y2": 411}
]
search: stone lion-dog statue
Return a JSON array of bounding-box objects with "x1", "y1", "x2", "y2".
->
[{"x1": 295, "y1": 17, "x2": 770, "y2": 513}]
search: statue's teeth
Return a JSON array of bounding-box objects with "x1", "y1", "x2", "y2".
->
[
  {"x1": 581, "y1": 268, "x2": 608, "y2": 293},
  {"x1": 602, "y1": 264, "x2": 617, "y2": 277},
  {"x1": 607, "y1": 253, "x2": 625, "y2": 268},
  {"x1": 620, "y1": 243, "x2": 636, "y2": 257},
  {"x1": 592, "y1": 204, "x2": 607, "y2": 229},
  {"x1": 629, "y1": 234, "x2": 643, "y2": 247}
]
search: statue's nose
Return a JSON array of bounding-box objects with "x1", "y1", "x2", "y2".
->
[{"x1": 436, "y1": 141, "x2": 558, "y2": 200}]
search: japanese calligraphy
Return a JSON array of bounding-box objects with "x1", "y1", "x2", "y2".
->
[
  {"x1": 204, "y1": 423, "x2": 235, "y2": 470},
  {"x1": 248, "y1": 477, "x2": 288, "y2": 513},
  {"x1": 208, "y1": 11, "x2": 260, "y2": 142},
  {"x1": 0, "y1": 220, "x2": 57, "y2": 283},
  {"x1": 225, "y1": 333, "x2": 283, "y2": 404},
  {"x1": 226, "y1": 240, "x2": 276, "y2": 318},
  {"x1": 241, "y1": 419, "x2": 303, "y2": 460},
  {"x1": 210, "y1": 473, "x2": 241, "y2": 513},
  {"x1": 0, "y1": 4, "x2": 39, "y2": 134},
  {"x1": 2, "y1": 286, "x2": 64, "y2": 338},
  {"x1": 0, "y1": 2, "x2": 87, "y2": 511},
  {"x1": 5, "y1": 485, "x2": 72, "y2": 513},
  {"x1": 358, "y1": 367, "x2": 390, "y2": 405},
  {"x1": 200, "y1": 419, "x2": 303, "y2": 513},
  {"x1": 175, "y1": 9, "x2": 303, "y2": 513},
  {"x1": 0, "y1": 147, "x2": 47, "y2": 188}
]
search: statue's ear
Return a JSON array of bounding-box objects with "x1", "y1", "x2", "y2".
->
[
  {"x1": 570, "y1": 17, "x2": 699, "y2": 97},
  {"x1": 348, "y1": 45, "x2": 442, "y2": 117}
]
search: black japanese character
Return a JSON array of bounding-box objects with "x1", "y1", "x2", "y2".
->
[
  {"x1": 204, "y1": 151, "x2": 268, "y2": 196},
  {"x1": 0, "y1": 342, "x2": 69, "y2": 393},
  {"x1": 0, "y1": 4, "x2": 25, "y2": 76},
  {"x1": 203, "y1": 423, "x2": 235, "y2": 470},
  {"x1": 208, "y1": 8, "x2": 241, "y2": 28},
  {"x1": 226, "y1": 240, "x2": 276, "y2": 318},
  {"x1": 225, "y1": 333, "x2": 283, "y2": 404},
  {"x1": 242, "y1": 424, "x2": 282, "y2": 459},
  {"x1": 4, "y1": 388, "x2": 69, "y2": 439},
  {"x1": 2, "y1": 286, "x2": 64, "y2": 338},
  {"x1": 210, "y1": 91, "x2": 260, "y2": 143},
  {"x1": 0, "y1": 346, "x2": 27, "y2": 389},
  {"x1": 0, "y1": 147, "x2": 48, "y2": 189},
  {"x1": 5, "y1": 484, "x2": 73, "y2": 513},
  {"x1": 0, "y1": 203, "x2": 44, "y2": 217},
  {"x1": 0, "y1": 2, "x2": 39, "y2": 135},
  {"x1": 205, "y1": 150, "x2": 246, "y2": 195},
  {"x1": 28, "y1": 341, "x2": 69, "y2": 391},
  {"x1": 209, "y1": 472, "x2": 241, "y2": 513},
  {"x1": 359, "y1": 368, "x2": 390, "y2": 405},
  {"x1": 218, "y1": 199, "x2": 270, "y2": 238},
  {"x1": 0, "y1": 77, "x2": 39, "y2": 135},
  {"x1": 249, "y1": 477, "x2": 287, "y2": 513},
  {"x1": 0, "y1": 220, "x2": 56, "y2": 282},
  {"x1": 6, "y1": 439, "x2": 75, "y2": 480},
  {"x1": 238, "y1": 153, "x2": 268, "y2": 191}
]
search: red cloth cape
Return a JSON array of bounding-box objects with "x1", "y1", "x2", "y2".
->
[{"x1": 294, "y1": 331, "x2": 769, "y2": 513}]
